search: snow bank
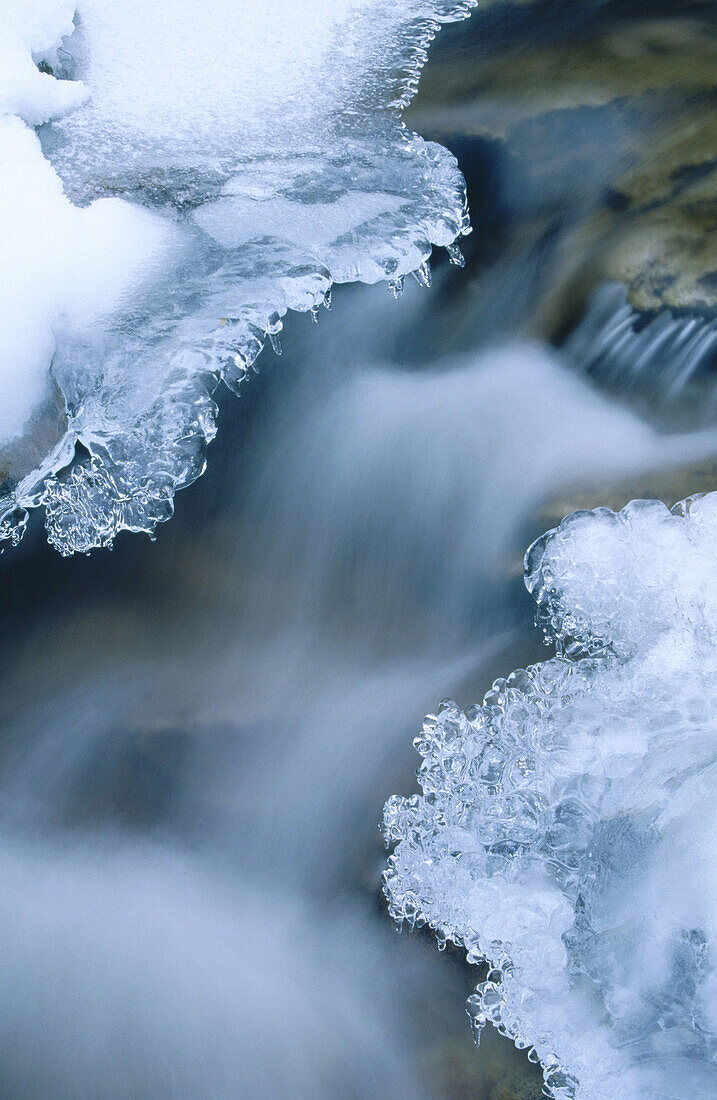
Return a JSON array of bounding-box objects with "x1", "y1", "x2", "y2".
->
[
  {"x1": 384, "y1": 491, "x2": 717, "y2": 1099},
  {"x1": 0, "y1": 0, "x2": 86, "y2": 124},
  {"x1": 1, "y1": 0, "x2": 476, "y2": 552},
  {"x1": 0, "y1": 118, "x2": 179, "y2": 447}
]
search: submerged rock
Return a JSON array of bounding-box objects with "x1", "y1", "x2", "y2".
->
[
  {"x1": 536, "y1": 455, "x2": 717, "y2": 536},
  {"x1": 425, "y1": 1033, "x2": 544, "y2": 1100}
]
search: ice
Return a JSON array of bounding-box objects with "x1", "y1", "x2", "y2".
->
[
  {"x1": 1, "y1": 0, "x2": 476, "y2": 553},
  {"x1": 384, "y1": 491, "x2": 717, "y2": 1099}
]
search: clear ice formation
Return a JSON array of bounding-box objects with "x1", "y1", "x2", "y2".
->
[
  {"x1": 0, "y1": 0, "x2": 476, "y2": 554},
  {"x1": 384, "y1": 492, "x2": 717, "y2": 1100}
]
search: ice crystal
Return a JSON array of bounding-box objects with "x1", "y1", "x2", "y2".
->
[
  {"x1": 384, "y1": 492, "x2": 717, "y2": 1099},
  {"x1": 1, "y1": 0, "x2": 477, "y2": 553}
]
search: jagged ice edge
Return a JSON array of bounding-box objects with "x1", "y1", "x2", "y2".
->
[
  {"x1": 0, "y1": 1, "x2": 479, "y2": 555},
  {"x1": 383, "y1": 490, "x2": 717, "y2": 1100}
]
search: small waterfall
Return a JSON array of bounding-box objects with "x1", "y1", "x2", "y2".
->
[{"x1": 566, "y1": 284, "x2": 717, "y2": 422}]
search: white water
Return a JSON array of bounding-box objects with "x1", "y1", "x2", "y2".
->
[{"x1": 1, "y1": 278, "x2": 714, "y2": 1096}]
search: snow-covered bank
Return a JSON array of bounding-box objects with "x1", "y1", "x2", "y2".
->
[{"x1": 1, "y1": 0, "x2": 476, "y2": 553}]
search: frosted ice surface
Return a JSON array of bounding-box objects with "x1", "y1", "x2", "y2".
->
[
  {"x1": 384, "y1": 492, "x2": 717, "y2": 1099},
  {"x1": 1, "y1": 1, "x2": 476, "y2": 553}
]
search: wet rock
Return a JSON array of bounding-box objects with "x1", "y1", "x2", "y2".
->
[
  {"x1": 0, "y1": 374, "x2": 68, "y2": 491},
  {"x1": 535, "y1": 455, "x2": 717, "y2": 536},
  {"x1": 410, "y1": 3, "x2": 717, "y2": 323}
]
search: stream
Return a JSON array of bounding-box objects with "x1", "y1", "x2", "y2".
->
[{"x1": 1, "y1": 2, "x2": 715, "y2": 1098}]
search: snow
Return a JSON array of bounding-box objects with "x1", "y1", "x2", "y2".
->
[
  {"x1": 0, "y1": 118, "x2": 180, "y2": 446},
  {"x1": 0, "y1": 0, "x2": 86, "y2": 124}
]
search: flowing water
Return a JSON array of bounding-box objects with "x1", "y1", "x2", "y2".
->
[
  {"x1": 2, "y1": 3, "x2": 715, "y2": 1098},
  {"x1": 1, "y1": 271, "x2": 714, "y2": 1096}
]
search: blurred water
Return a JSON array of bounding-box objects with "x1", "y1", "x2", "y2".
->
[
  {"x1": 566, "y1": 285, "x2": 717, "y2": 426},
  {"x1": 0, "y1": 271, "x2": 715, "y2": 1096}
]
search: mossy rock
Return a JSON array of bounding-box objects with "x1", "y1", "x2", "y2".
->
[
  {"x1": 410, "y1": 6, "x2": 717, "y2": 320},
  {"x1": 604, "y1": 102, "x2": 717, "y2": 312},
  {"x1": 412, "y1": 16, "x2": 716, "y2": 129}
]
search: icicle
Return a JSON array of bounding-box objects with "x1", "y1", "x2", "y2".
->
[
  {"x1": 446, "y1": 242, "x2": 465, "y2": 267},
  {"x1": 310, "y1": 305, "x2": 320, "y2": 324},
  {"x1": 232, "y1": 354, "x2": 248, "y2": 383},
  {"x1": 388, "y1": 276, "x2": 405, "y2": 299},
  {"x1": 412, "y1": 259, "x2": 431, "y2": 288},
  {"x1": 466, "y1": 996, "x2": 485, "y2": 1045},
  {"x1": 221, "y1": 353, "x2": 249, "y2": 396},
  {"x1": 322, "y1": 287, "x2": 332, "y2": 311},
  {"x1": 265, "y1": 313, "x2": 283, "y2": 356}
]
